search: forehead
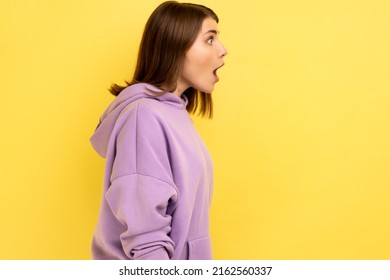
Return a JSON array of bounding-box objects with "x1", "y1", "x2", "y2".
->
[{"x1": 200, "y1": 17, "x2": 219, "y2": 34}]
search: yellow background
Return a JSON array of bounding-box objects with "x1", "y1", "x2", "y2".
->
[{"x1": 1, "y1": 0, "x2": 389, "y2": 259}]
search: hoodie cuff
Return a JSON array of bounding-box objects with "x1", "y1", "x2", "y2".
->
[{"x1": 136, "y1": 247, "x2": 170, "y2": 260}]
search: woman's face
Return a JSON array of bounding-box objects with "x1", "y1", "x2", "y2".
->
[{"x1": 176, "y1": 17, "x2": 228, "y2": 95}]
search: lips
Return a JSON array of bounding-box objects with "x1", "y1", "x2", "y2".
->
[{"x1": 213, "y1": 63, "x2": 225, "y2": 79}]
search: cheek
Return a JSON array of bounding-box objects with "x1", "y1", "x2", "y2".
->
[
  {"x1": 190, "y1": 58, "x2": 208, "y2": 75},
  {"x1": 181, "y1": 59, "x2": 203, "y2": 84},
  {"x1": 186, "y1": 45, "x2": 212, "y2": 73}
]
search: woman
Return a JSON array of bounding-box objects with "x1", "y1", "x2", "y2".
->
[{"x1": 90, "y1": 1, "x2": 227, "y2": 260}]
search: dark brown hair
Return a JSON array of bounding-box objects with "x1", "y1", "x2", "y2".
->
[{"x1": 109, "y1": 1, "x2": 219, "y2": 118}]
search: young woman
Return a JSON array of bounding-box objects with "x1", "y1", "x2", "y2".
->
[{"x1": 90, "y1": 1, "x2": 227, "y2": 260}]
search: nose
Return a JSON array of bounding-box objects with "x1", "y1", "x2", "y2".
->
[{"x1": 219, "y1": 41, "x2": 228, "y2": 57}]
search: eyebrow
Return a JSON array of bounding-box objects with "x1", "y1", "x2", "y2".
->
[{"x1": 204, "y1": 29, "x2": 220, "y2": 35}]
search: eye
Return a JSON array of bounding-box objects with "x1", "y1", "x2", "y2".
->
[{"x1": 207, "y1": 36, "x2": 214, "y2": 45}]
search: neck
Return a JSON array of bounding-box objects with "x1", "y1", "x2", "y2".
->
[{"x1": 173, "y1": 79, "x2": 189, "y2": 97}]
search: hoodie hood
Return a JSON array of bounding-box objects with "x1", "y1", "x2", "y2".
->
[{"x1": 90, "y1": 83, "x2": 188, "y2": 158}]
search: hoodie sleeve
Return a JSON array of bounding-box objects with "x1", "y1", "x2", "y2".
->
[
  {"x1": 104, "y1": 99, "x2": 179, "y2": 260},
  {"x1": 105, "y1": 174, "x2": 177, "y2": 259}
]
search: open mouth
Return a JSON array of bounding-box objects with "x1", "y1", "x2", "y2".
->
[{"x1": 213, "y1": 64, "x2": 224, "y2": 78}]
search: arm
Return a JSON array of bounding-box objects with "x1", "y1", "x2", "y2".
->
[
  {"x1": 105, "y1": 174, "x2": 177, "y2": 259},
  {"x1": 105, "y1": 100, "x2": 179, "y2": 260}
]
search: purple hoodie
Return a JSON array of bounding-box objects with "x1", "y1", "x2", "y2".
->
[{"x1": 90, "y1": 83, "x2": 214, "y2": 260}]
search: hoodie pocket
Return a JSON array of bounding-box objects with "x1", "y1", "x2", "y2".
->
[{"x1": 188, "y1": 235, "x2": 212, "y2": 260}]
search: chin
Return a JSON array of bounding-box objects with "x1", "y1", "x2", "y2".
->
[
  {"x1": 198, "y1": 86, "x2": 215, "y2": 94},
  {"x1": 192, "y1": 81, "x2": 215, "y2": 94}
]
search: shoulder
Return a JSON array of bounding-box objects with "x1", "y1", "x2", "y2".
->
[
  {"x1": 118, "y1": 97, "x2": 160, "y2": 121},
  {"x1": 116, "y1": 98, "x2": 167, "y2": 137},
  {"x1": 135, "y1": 96, "x2": 184, "y2": 123},
  {"x1": 119, "y1": 94, "x2": 189, "y2": 132},
  {"x1": 137, "y1": 97, "x2": 163, "y2": 114}
]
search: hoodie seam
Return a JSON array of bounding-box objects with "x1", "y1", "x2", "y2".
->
[
  {"x1": 147, "y1": 95, "x2": 187, "y2": 110},
  {"x1": 132, "y1": 101, "x2": 180, "y2": 198},
  {"x1": 134, "y1": 101, "x2": 140, "y2": 175},
  {"x1": 110, "y1": 172, "x2": 179, "y2": 195}
]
